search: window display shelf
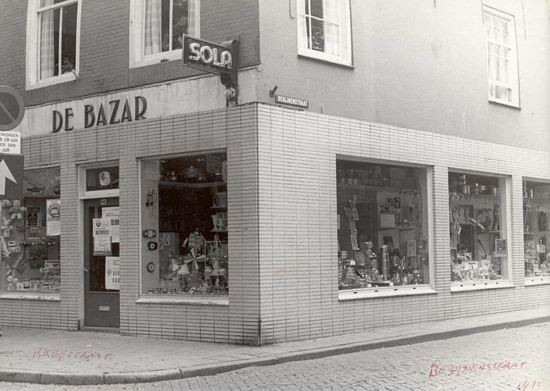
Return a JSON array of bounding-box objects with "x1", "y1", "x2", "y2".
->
[
  {"x1": 159, "y1": 180, "x2": 226, "y2": 189},
  {"x1": 378, "y1": 226, "x2": 416, "y2": 231},
  {"x1": 451, "y1": 280, "x2": 514, "y2": 292},
  {"x1": 338, "y1": 183, "x2": 416, "y2": 194}
]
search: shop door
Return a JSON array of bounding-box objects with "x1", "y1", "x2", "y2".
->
[{"x1": 83, "y1": 198, "x2": 120, "y2": 328}]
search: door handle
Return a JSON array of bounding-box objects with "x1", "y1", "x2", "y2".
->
[{"x1": 83, "y1": 267, "x2": 89, "y2": 273}]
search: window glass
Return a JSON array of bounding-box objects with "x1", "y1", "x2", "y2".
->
[
  {"x1": 449, "y1": 172, "x2": 508, "y2": 282},
  {"x1": 523, "y1": 181, "x2": 550, "y2": 277},
  {"x1": 38, "y1": 0, "x2": 78, "y2": 80},
  {"x1": 85, "y1": 166, "x2": 119, "y2": 192},
  {"x1": 337, "y1": 161, "x2": 430, "y2": 289},
  {"x1": 0, "y1": 168, "x2": 61, "y2": 293},
  {"x1": 298, "y1": 0, "x2": 351, "y2": 65},
  {"x1": 141, "y1": 153, "x2": 228, "y2": 296},
  {"x1": 144, "y1": 0, "x2": 191, "y2": 55}
]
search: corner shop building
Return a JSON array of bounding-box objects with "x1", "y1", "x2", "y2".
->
[{"x1": 1, "y1": 75, "x2": 549, "y2": 345}]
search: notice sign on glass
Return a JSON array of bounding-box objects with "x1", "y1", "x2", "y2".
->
[
  {"x1": 102, "y1": 207, "x2": 120, "y2": 243},
  {"x1": 93, "y1": 218, "x2": 112, "y2": 256},
  {"x1": 105, "y1": 256, "x2": 120, "y2": 290},
  {"x1": 46, "y1": 199, "x2": 61, "y2": 236}
]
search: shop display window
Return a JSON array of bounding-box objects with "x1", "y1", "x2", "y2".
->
[
  {"x1": 523, "y1": 181, "x2": 550, "y2": 278},
  {"x1": 337, "y1": 160, "x2": 430, "y2": 290},
  {"x1": 449, "y1": 172, "x2": 509, "y2": 282},
  {"x1": 141, "y1": 152, "x2": 228, "y2": 296},
  {"x1": 0, "y1": 167, "x2": 61, "y2": 293}
]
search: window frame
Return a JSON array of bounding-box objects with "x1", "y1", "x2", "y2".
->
[
  {"x1": 335, "y1": 157, "x2": 436, "y2": 300},
  {"x1": 25, "y1": 0, "x2": 82, "y2": 90},
  {"x1": 129, "y1": 0, "x2": 201, "y2": 68},
  {"x1": 522, "y1": 178, "x2": 550, "y2": 286},
  {"x1": 448, "y1": 169, "x2": 513, "y2": 292},
  {"x1": 482, "y1": 5, "x2": 520, "y2": 108},
  {"x1": 296, "y1": 0, "x2": 353, "y2": 66},
  {"x1": 0, "y1": 166, "x2": 62, "y2": 297}
]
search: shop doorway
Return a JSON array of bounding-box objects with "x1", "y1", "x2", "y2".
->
[{"x1": 83, "y1": 197, "x2": 120, "y2": 328}]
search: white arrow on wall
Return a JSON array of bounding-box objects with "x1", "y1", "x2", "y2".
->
[{"x1": 0, "y1": 159, "x2": 16, "y2": 196}]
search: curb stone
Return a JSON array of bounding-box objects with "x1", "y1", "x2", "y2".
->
[{"x1": 0, "y1": 315, "x2": 548, "y2": 385}]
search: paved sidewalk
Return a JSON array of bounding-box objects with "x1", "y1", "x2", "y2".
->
[{"x1": 0, "y1": 307, "x2": 549, "y2": 386}]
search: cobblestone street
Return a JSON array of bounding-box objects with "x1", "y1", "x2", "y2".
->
[{"x1": 2, "y1": 322, "x2": 548, "y2": 391}]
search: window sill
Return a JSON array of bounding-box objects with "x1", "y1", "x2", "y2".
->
[
  {"x1": 137, "y1": 295, "x2": 228, "y2": 306},
  {"x1": 451, "y1": 280, "x2": 514, "y2": 292},
  {"x1": 297, "y1": 50, "x2": 354, "y2": 69},
  {"x1": 131, "y1": 49, "x2": 183, "y2": 69},
  {"x1": 27, "y1": 72, "x2": 78, "y2": 91},
  {"x1": 525, "y1": 276, "x2": 550, "y2": 286},
  {"x1": 338, "y1": 285, "x2": 437, "y2": 301},
  {"x1": 488, "y1": 98, "x2": 520, "y2": 110},
  {"x1": 0, "y1": 292, "x2": 61, "y2": 301}
]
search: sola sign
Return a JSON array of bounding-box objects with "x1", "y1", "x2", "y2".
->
[{"x1": 182, "y1": 35, "x2": 239, "y2": 83}]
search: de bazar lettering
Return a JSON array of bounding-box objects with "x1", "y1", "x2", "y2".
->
[{"x1": 52, "y1": 96, "x2": 147, "y2": 133}]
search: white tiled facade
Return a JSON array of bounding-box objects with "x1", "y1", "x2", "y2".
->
[{"x1": 1, "y1": 103, "x2": 548, "y2": 345}]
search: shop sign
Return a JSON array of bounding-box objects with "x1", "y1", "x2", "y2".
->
[
  {"x1": 0, "y1": 154, "x2": 23, "y2": 200},
  {"x1": 0, "y1": 131, "x2": 21, "y2": 154},
  {"x1": 183, "y1": 35, "x2": 234, "y2": 74},
  {"x1": 275, "y1": 94, "x2": 309, "y2": 109},
  {"x1": 51, "y1": 96, "x2": 147, "y2": 133}
]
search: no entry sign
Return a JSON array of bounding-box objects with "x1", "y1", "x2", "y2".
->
[{"x1": 0, "y1": 86, "x2": 25, "y2": 132}]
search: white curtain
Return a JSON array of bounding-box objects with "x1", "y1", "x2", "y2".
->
[
  {"x1": 324, "y1": 0, "x2": 341, "y2": 56},
  {"x1": 144, "y1": 0, "x2": 162, "y2": 55},
  {"x1": 39, "y1": 0, "x2": 55, "y2": 79}
]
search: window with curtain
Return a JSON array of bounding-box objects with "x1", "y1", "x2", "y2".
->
[
  {"x1": 38, "y1": 0, "x2": 79, "y2": 80},
  {"x1": 130, "y1": 0, "x2": 199, "y2": 67},
  {"x1": 483, "y1": 6, "x2": 519, "y2": 107},
  {"x1": 26, "y1": 0, "x2": 80, "y2": 89},
  {"x1": 297, "y1": 0, "x2": 352, "y2": 66}
]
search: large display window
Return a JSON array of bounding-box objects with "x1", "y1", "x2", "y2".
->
[
  {"x1": 449, "y1": 172, "x2": 509, "y2": 283},
  {"x1": 523, "y1": 180, "x2": 550, "y2": 279},
  {"x1": 141, "y1": 152, "x2": 228, "y2": 296},
  {"x1": 0, "y1": 167, "x2": 61, "y2": 293},
  {"x1": 337, "y1": 160, "x2": 430, "y2": 290}
]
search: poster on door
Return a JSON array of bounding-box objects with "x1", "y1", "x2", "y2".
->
[
  {"x1": 46, "y1": 199, "x2": 61, "y2": 236},
  {"x1": 93, "y1": 218, "x2": 112, "y2": 256},
  {"x1": 102, "y1": 207, "x2": 120, "y2": 243},
  {"x1": 105, "y1": 256, "x2": 120, "y2": 290}
]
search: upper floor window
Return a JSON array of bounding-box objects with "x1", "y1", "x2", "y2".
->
[
  {"x1": 483, "y1": 6, "x2": 519, "y2": 107},
  {"x1": 130, "y1": 0, "x2": 200, "y2": 68},
  {"x1": 297, "y1": 0, "x2": 352, "y2": 66},
  {"x1": 26, "y1": 0, "x2": 82, "y2": 90}
]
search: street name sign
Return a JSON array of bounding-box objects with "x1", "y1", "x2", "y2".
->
[{"x1": 0, "y1": 154, "x2": 24, "y2": 200}]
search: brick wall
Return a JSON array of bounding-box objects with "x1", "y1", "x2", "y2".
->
[{"x1": 0, "y1": 0, "x2": 260, "y2": 107}]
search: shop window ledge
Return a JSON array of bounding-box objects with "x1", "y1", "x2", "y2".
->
[
  {"x1": 451, "y1": 280, "x2": 515, "y2": 292},
  {"x1": 525, "y1": 276, "x2": 550, "y2": 286},
  {"x1": 0, "y1": 292, "x2": 60, "y2": 301},
  {"x1": 136, "y1": 295, "x2": 229, "y2": 306},
  {"x1": 338, "y1": 285, "x2": 437, "y2": 301}
]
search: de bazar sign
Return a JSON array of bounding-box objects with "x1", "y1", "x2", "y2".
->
[{"x1": 51, "y1": 96, "x2": 148, "y2": 133}]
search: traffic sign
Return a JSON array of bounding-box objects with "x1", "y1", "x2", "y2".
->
[
  {"x1": 0, "y1": 86, "x2": 25, "y2": 131},
  {"x1": 0, "y1": 154, "x2": 23, "y2": 199},
  {"x1": 0, "y1": 131, "x2": 21, "y2": 154}
]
